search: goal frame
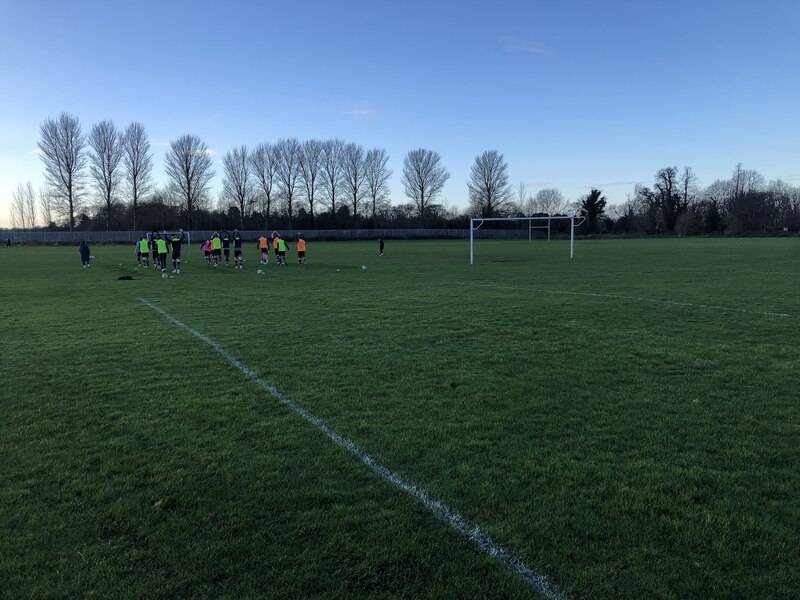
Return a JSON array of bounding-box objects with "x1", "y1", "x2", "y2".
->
[{"x1": 469, "y1": 215, "x2": 586, "y2": 264}]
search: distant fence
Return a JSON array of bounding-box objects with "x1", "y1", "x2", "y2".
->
[{"x1": 2, "y1": 228, "x2": 549, "y2": 244}]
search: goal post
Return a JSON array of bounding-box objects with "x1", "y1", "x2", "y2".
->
[{"x1": 469, "y1": 215, "x2": 586, "y2": 264}]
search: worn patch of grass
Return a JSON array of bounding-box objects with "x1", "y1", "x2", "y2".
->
[{"x1": 1, "y1": 238, "x2": 798, "y2": 598}]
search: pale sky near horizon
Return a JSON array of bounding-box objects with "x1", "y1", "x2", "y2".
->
[{"x1": 1, "y1": 0, "x2": 799, "y2": 227}]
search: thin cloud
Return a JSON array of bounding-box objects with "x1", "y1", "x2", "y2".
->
[
  {"x1": 192, "y1": 148, "x2": 218, "y2": 156},
  {"x1": 345, "y1": 100, "x2": 374, "y2": 117},
  {"x1": 149, "y1": 139, "x2": 171, "y2": 147},
  {"x1": 785, "y1": 173, "x2": 800, "y2": 181},
  {"x1": 26, "y1": 148, "x2": 43, "y2": 155},
  {"x1": 499, "y1": 36, "x2": 549, "y2": 54}
]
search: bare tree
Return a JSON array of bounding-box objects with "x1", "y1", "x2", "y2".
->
[
  {"x1": 38, "y1": 112, "x2": 86, "y2": 230},
  {"x1": 364, "y1": 148, "x2": 392, "y2": 225},
  {"x1": 731, "y1": 163, "x2": 764, "y2": 198},
  {"x1": 24, "y1": 183, "x2": 38, "y2": 228},
  {"x1": 517, "y1": 181, "x2": 531, "y2": 215},
  {"x1": 122, "y1": 122, "x2": 153, "y2": 231},
  {"x1": 320, "y1": 138, "x2": 345, "y2": 221},
  {"x1": 10, "y1": 182, "x2": 37, "y2": 228},
  {"x1": 88, "y1": 120, "x2": 124, "y2": 230},
  {"x1": 401, "y1": 148, "x2": 450, "y2": 220},
  {"x1": 467, "y1": 150, "x2": 514, "y2": 217},
  {"x1": 10, "y1": 183, "x2": 26, "y2": 228},
  {"x1": 342, "y1": 142, "x2": 367, "y2": 223},
  {"x1": 533, "y1": 188, "x2": 567, "y2": 215},
  {"x1": 249, "y1": 142, "x2": 278, "y2": 229},
  {"x1": 164, "y1": 134, "x2": 216, "y2": 229},
  {"x1": 222, "y1": 145, "x2": 253, "y2": 228},
  {"x1": 275, "y1": 138, "x2": 302, "y2": 224},
  {"x1": 39, "y1": 185, "x2": 54, "y2": 227},
  {"x1": 635, "y1": 167, "x2": 682, "y2": 232},
  {"x1": 299, "y1": 139, "x2": 323, "y2": 225},
  {"x1": 680, "y1": 166, "x2": 697, "y2": 212}
]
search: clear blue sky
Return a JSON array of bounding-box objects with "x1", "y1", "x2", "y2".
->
[{"x1": 1, "y1": 0, "x2": 799, "y2": 227}]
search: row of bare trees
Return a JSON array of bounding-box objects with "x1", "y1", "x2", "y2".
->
[
  {"x1": 15, "y1": 113, "x2": 800, "y2": 235},
  {"x1": 26, "y1": 112, "x2": 461, "y2": 231},
  {"x1": 220, "y1": 139, "x2": 396, "y2": 229},
  {"x1": 613, "y1": 164, "x2": 800, "y2": 235}
]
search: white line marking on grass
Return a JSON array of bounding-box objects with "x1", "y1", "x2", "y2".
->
[
  {"x1": 452, "y1": 282, "x2": 791, "y2": 318},
  {"x1": 139, "y1": 298, "x2": 564, "y2": 600}
]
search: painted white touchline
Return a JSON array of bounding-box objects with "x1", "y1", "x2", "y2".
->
[
  {"x1": 139, "y1": 298, "x2": 564, "y2": 599},
  {"x1": 452, "y1": 282, "x2": 791, "y2": 318}
]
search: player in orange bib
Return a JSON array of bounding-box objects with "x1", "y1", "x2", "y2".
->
[
  {"x1": 257, "y1": 234, "x2": 269, "y2": 264},
  {"x1": 296, "y1": 233, "x2": 307, "y2": 267}
]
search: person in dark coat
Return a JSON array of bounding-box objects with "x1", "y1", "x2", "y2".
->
[{"x1": 79, "y1": 240, "x2": 91, "y2": 268}]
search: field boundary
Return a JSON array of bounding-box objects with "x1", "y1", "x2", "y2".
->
[{"x1": 139, "y1": 297, "x2": 564, "y2": 599}]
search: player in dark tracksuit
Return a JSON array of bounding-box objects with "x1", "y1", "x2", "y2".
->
[
  {"x1": 79, "y1": 240, "x2": 91, "y2": 267},
  {"x1": 221, "y1": 231, "x2": 231, "y2": 266},
  {"x1": 150, "y1": 231, "x2": 160, "y2": 269},
  {"x1": 169, "y1": 230, "x2": 185, "y2": 273},
  {"x1": 232, "y1": 229, "x2": 244, "y2": 269}
]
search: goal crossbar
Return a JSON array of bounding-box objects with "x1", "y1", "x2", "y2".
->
[{"x1": 469, "y1": 215, "x2": 586, "y2": 264}]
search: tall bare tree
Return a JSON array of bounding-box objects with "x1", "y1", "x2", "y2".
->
[
  {"x1": 467, "y1": 150, "x2": 514, "y2": 217},
  {"x1": 275, "y1": 138, "x2": 302, "y2": 224},
  {"x1": 731, "y1": 163, "x2": 764, "y2": 198},
  {"x1": 364, "y1": 148, "x2": 392, "y2": 225},
  {"x1": 320, "y1": 138, "x2": 345, "y2": 222},
  {"x1": 517, "y1": 181, "x2": 530, "y2": 215},
  {"x1": 39, "y1": 185, "x2": 54, "y2": 227},
  {"x1": 88, "y1": 120, "x2": 124, "y2": 230},
  {"x1": 533, "y1": 188, "x2": 567, "y2": 215},
  {"x1": 222, "y1": 145, "x2": 253, "y2": 228},
  {"x1": 164, "y1": 134, "x2": 216, "y2": 229},
  {"x1": 299, "y1": 139, "x2": 323, "y2": 225},
  {"x1": 401, "y1": 148, "x2": 450, "y2": 220},
  {"x1": 342, "y1": 142, "x2": 367, "y2": 223},
  {"x1": 38, "y1": 112, "x2": 86, "y2": 230},
  {"x1": 11, "y1": 182, "x2": 37, "y2": 228},
  {"x1": 122, "y1": 122, "x2": 153, "y2": 231},
  {"x1": 249, "y1": 142, "x2": 278, "y2": 229},
  {"x1": 635, "y1": 167, "x2": 682, "y2": 232}
]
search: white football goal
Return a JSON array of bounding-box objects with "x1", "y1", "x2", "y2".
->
[{"x1": 469, "y1": 215, "x2": 586, "y2": 264}]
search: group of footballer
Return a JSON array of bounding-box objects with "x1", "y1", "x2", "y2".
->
[{"x1": 134, "y1": 229, "x2": 308, "y2": 274}]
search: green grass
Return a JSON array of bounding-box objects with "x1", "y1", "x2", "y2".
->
[{"x1": 1, "y1": 238, "x2": 798, "y2": 599}]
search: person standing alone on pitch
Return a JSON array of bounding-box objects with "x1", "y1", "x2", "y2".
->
[
  {"x1": 169, "y1": 229, "x2": 185, "y2": 273},
  {"x1": 134, "y1": 237, "x2": 142, "y2": 266},
  {"x1": 79, "y1": 240, "x2": 91, "y2": 268},
  {"x1": 257, "y1": 233, "x2": 269, "y2": 264},
  {"x1": 379, "y1": 238, "x2": 384, "y2": 256},
  {"x1": 232, "y1": 229, "x2": 244, "y2": 269}
]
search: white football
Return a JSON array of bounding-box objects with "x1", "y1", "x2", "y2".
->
[
  {"x1": 361, "y1": 264, "x2": 367, "y2": 270},
  {"x1": 256, "y1": 269, "x2": 263, "y2": 275},
  {"x1": 161, "y1": 272, "x2": 169, "y2": 279}
]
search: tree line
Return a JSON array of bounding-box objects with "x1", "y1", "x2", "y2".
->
[{"x1": 9, "y1": 112, "x2": 800, "y2": 235}]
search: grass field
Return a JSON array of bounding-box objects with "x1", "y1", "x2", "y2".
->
[{"x1": 1, "y1": 237, "x2": 798, "y2": 599}]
